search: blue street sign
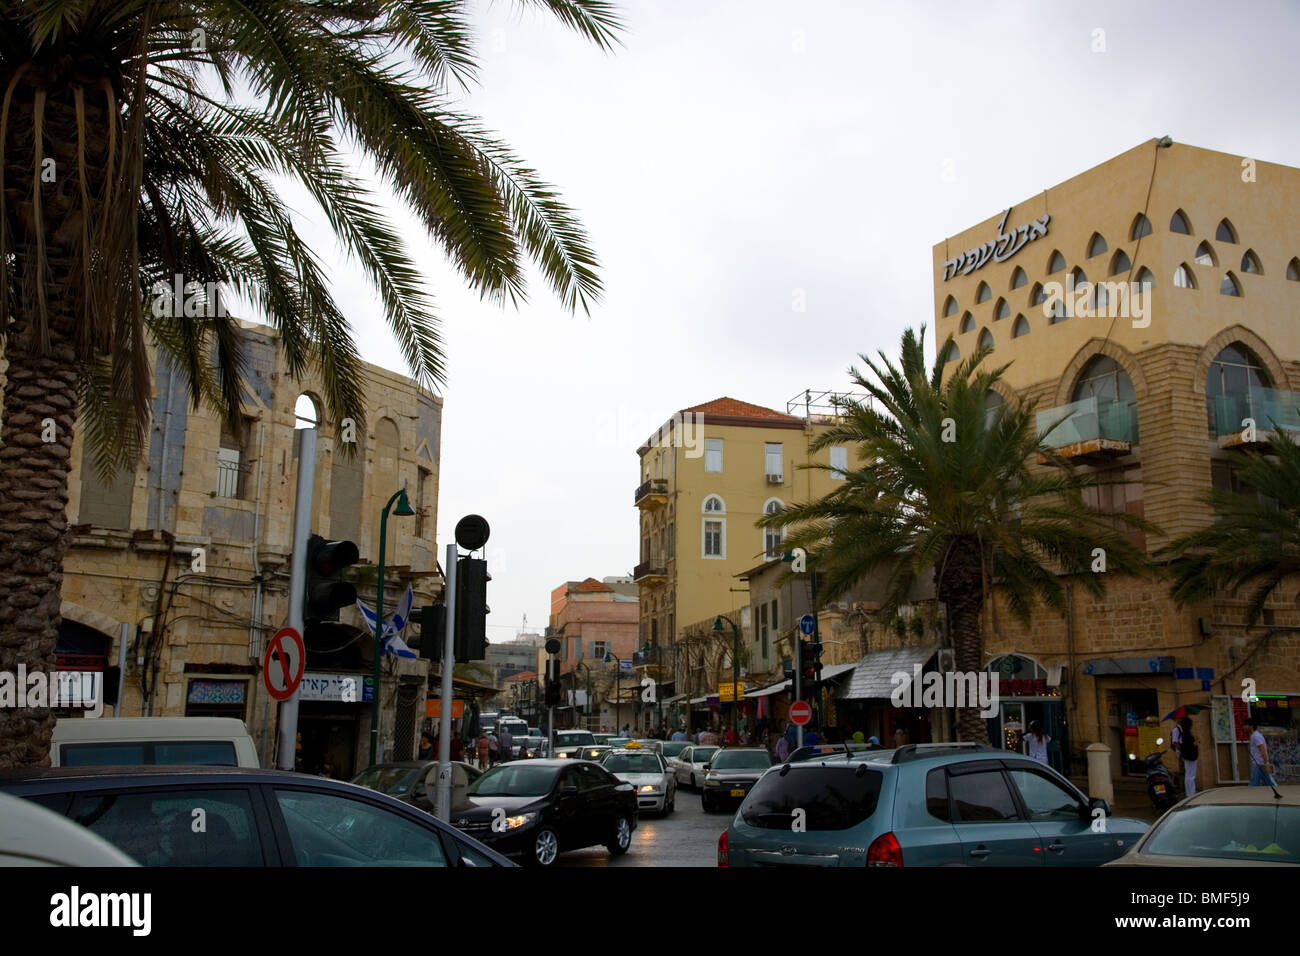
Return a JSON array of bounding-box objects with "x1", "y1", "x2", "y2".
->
[
  {"x1": 620, "y1": 660, "x2": 633, "y2": 672},
  {"x1": 799, "y1": 614, "x2": 815, "y2": 636}
]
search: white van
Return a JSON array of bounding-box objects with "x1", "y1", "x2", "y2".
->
[{"x1": 51, "y1": 717, "x2": 260, "y2": 768}]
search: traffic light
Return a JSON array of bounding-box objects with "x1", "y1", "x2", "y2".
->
[
  {"x1": 805, "y1": 641, "x2": 824, "y2": 679},
  {"x1": 304, "y1": 534, "x2": 359, "y2": 626},
  {"x1": 544, "y1": 656, "x2": 560, "y2": 706},
  {"x1": 454, "y1": 556, "x2": 489, "y2": 662},
  {"x1": 411, "y1": 604, "x2": 446, "y2": 659}
]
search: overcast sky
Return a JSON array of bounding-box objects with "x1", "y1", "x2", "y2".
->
[{"x1": 311, "y1": 0, "x2": 1300, "y2": 642}]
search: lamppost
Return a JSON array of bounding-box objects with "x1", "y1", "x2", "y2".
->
[
  {"x1": 369, "y1": 488, "x2": 415, "y2": 766},
  {"x1": 604, "y1": 651, "x2": 622, "y2": 733},
  {"x1": 713, "y1": 615, "x2": 741, "y2": 735}
]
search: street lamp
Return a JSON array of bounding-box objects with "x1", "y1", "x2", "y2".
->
[
  {"x1": 604, "y1": 651, "x2": 622, "y2": 734},
  {"x1": 369, "y1": 487, "x2": 415, "y2": 766},
  {"x1": 713, "y1": 615, "x2": 741, "y2": 736}
]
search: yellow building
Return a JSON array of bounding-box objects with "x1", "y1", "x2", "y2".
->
[
  {"x1": 51, "y1": 321, "x2": 445, "y2": 777},
  {"x1": 931, "y1": 139, "x2": 1300, "y2": 784},
  {"x1": 634, "y1": 396, "x2": 848, "y2": 723}
]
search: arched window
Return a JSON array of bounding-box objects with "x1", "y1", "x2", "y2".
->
[
  {"x1": 1216, "y1": 218, "x2": 1238, "y2": 243},
  {"x1": 1194, "y1": 241, "x2": 1216, "y2": 267},
  {"x1": 1169, "y1": 209, "x2": 1192, "y2": 234},
  {"x1": 1207, "y1": 344, "x2": 1271, "y2": 436},
  {"x1": 1047, "y1": 250, "x2": 1066, "y2": 274},
  {"x1": 977, "y1": 328, "x2": 994, "y2": 351},
  {"x1": 1173, "y1": 264, "x2": 1196, "y2": 289},
  {"x1": 1135, "y1": 267, "x2": 1155, "y2": 290},
  {"x1": 1067, "y1": 267, "x2": 1089, "y2": 319},
  {"x1": 1288, "y1": 257, "x2": 1300, "y2": 281},
  {"x1": 763, "y1": 499, "x2": 785, "y2": 559},
  {"x1": 1130, "y1": 213, "x2": 1153, "y2": 240},
  {"x1": 1029, "y1": 282, "x2": 1046, "y2": 306},
  {"x1": 985, "y1": 390, "x2": 1005, "y2": 411},
  {"x1": 1012, "y1": 314, "x2": 1030, "y2": 338},
  {"x1": 1010, "y1": 266, "x2": 1027, "y2": 290},
  {"x1": 702, "y1": 495, "x2": 726, "y2": 558},
  {"x1": 1220, "y1": 272, "x2": 1242, "y2": 296},
  {"x1": 1109, "y1": 249, "x2": 1132, "y2": 276},
  {"x1": 976, "y1": 281, "x2": 992, "y2": 303},
  {"x1": 942, "y1": 295, "x2": 958, "y2": 317},
  {"x1": 1087, "y1": 232, "x2": 1108, "y2": 258},
  {"x1": 994, "y1": 297, "x2": 1010, "y2": 320},
  {"x1": 1240, "y1": 250, "x2": 1263, "y2": 274},
  {"x1": 294, "y1": 393, "x2": 320, "y2": 429},
  {"x1": 1072, "y1": 355, "x2": 1139, "y2": 441},
  {"x1": 959, "y1": 312, "x2": 975, "y2": 333},
  {"x1": 940, "y1": 340, "x2": 961, "y2": 364}
]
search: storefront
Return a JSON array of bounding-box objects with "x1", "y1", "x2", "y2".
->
[
  {"x1": 984, "y1": 654, "x2": 1068, "y2": 774},
  {"x1": 1210, "y1": 691, "x2": 1299, "y2": 784},
  {"x1": 835, "y1": 645, "x2": 938, "y2": 745},
  {"x1": 295, "y1": 671, "x2": 372, "y2": 780}
]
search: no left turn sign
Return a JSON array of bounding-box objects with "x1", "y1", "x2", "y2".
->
[{"x1": 264, "y1": 626, "x2": 306, "y2": 701}]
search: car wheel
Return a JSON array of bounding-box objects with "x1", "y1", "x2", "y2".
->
[
  {"x1": 529, "y1": 827, "x2": 560, "y2": 867},
  {"x1": 664, "y1": 792, "x2": 674, "y2": 815},
  {"x1": 702, "y1": 794, "x2": 712, "y2": 813},
  {"x1": 606, "y1": 815, "x2": 632, "y2": 855},
  {"x1": 690, "y1": 773, "x2": 696, "y2": 790}
]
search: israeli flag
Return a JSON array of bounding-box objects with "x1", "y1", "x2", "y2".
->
[{"x1": 358, "y1": 586, "x2": 417, "y2": 659}]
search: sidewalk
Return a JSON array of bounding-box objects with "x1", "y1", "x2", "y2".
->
[{"x1": 1070, "y1": 774, "x2": 1161, "y2": 824}]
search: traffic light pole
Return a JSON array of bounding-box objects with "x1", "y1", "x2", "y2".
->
[
  {"x1": 277, "y1": 427, "x2": 316, "y2": 770},
  {"x1": 434, "y1": 543, "x2": 457, "y2": 821}
]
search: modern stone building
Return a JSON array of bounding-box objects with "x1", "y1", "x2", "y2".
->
[
  {"x1": 55, "y1": 321, "x2": 444, "y2": 777},
  {"x1": 931, "y1": 138, "x2": 1300, "y2": 785}
]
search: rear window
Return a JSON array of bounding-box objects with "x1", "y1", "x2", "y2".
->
[
  {"x1": 60, "y1": 741, "x2": 238, "y2": 767},
  {"x1": 741, "y1": 767, "x2": 884, "y2": 831},
  {"x1": 1143, "y1": 805, "x2": 1299, "y2": 863}
]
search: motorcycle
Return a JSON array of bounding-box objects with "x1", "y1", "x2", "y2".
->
[{"x1": 1144, "y1": 750, "x2": 1180, "y2": 811}]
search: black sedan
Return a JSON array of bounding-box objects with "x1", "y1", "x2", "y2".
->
[
  {"x1": 0, "y1": 766, "x2": 514, "y2": 866},
  {"x1": 701, "y1": 748, "x2": 774, "y2": 813},
  {"x1": 451, "y1": 759, "x2": 638, "y2": 866},
  {"x1": 350, "y1": 760, "x2": 482, "y2": 813}
]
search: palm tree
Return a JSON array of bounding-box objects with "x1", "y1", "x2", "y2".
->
[
  {"x1": 761, "y1": 326, "x2": 1152, "y2": 742},
  {"x1": 1161, "y1": 427, "x2": 1300, "y2": 624},
  {"x1": 0, "y1": 1, "x2": 620, "y2": 766}
]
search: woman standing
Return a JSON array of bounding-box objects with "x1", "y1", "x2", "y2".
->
[
  {"x1": 1026, "y1": 720, "x2": 1050, "y2": 764},
  {"x1": 1175, "y1": 716, "x2": 1198, "y2": 796}
]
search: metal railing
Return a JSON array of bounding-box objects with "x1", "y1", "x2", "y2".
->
[
  {"x1": 633, "y1": 478, "x2": 669, "y2": 506},
  {"x1": 1036, "y1": 397, "x2": 1138, "y2": 447},
  {"x1": 633, "y1": 558, "x2": 667, "y2": 581},
  {"x1": 1211, "y1": 387, "x2": 1300, "y2": 438}
]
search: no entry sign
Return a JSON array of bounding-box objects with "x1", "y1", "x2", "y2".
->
[
  {"x1": 264, "y1": 627, "x2": 306, "y2": 701},
  {"x1": 789, "y1": 701, "x2": 812, "y2": 726}
]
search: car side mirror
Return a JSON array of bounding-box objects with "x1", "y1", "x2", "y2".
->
[
  {"x1": 1087, "y1": 796, "x2": 1112, "y2": 817},
  {"x1": 703, "y1": 764, "x2": 711, "y2": 771}
]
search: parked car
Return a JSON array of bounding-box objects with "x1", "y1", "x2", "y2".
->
[
  {"x1": 592, "y1": 733, "x2": 617, "y2": 745},
  {"x1": 601, "y1": 746, "x2": 676, "y2": 815},
  {"x1": 349, "y1": 760, "x2": 482, "y2": 813},
  {"x1": 51, "y1": 716, "x2": 259, "y2": 768},
  {"x1": 1106, "y1": 784, "x2": 1299, "y2": 866},
  {"x1": 719, "y1": 744, "x2": 1148, "y2": 867},
  {"x1": 497, "y1": 717, "x2": 530, "y2": 755},
  {"x1": 632, "y1": 739, "x2": 664, "y2": 756},
  {"x1": 0, "y1": 790, "x2": 139, "y2": 866},
  {"x1": 661, "y1": 740, "x2": 691, "y2": 765},
  {"x1": 552, "y1": 730, "x2": 598, "y2": 758},
  {"x1": 674, "y1": 745, "x2": 719, "y2": 790},
  {"x1": 518, "y1": 736, "x2": 549, "y2": 759},
  {"x1": 575, "y1": 745, "x2": 612, "y2": 763},
  {"x1": 451, "y1": 759, "x2": 638, "y2": 866},
  {"x1": 701, "y1": 748, "x2": 773, "y2": 812},
  {"x1": 0, "y1": 767, "x2": 515, "y2": 867}
]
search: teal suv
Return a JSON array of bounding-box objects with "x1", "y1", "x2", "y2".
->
[{"x1": 718, "y1": 744, "x2": 1149, "y2": 867}]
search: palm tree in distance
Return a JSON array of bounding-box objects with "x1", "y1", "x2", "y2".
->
[
  {"x1": 0, "y1": 1, "x2": 621, "y2": 767},
  {"x1": 1161, "y1": 427, "x2": 1300, "y2": 625},
  {"x1": 761, "y1": 326, "x2": 1153, "y2": 742}
]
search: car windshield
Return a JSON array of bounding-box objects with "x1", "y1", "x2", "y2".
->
[
  {"x1": 742, "y1": 766, "x2": 884, "y2": 830},
  {"x1": 1143, "y1": 804, "x2": 1299, "y2": 863},
  {"x1": 711, "y1": 750, "x2": 772, "y2": 771},
  {"x1": 351, "y1": 766, "x2": 421, "y2": 796},
  {"x1": 555, "y1": 731, "x2": 596, "y2": 746},
  {"x1": 661, "y1": 742, "x2": 689, "y2": 758},
  {"x1": 604, "y1": 754, "x2": 663, "y2": 774},
  {"x1": 467, "y1": 765, "x2": 559, "y2": 797},
  {"x1": 693, "y1": 747, "x2": 718, "y2": 763}
]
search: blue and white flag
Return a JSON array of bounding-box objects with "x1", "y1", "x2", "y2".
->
[{"x1": 357, "y1": 586, "x2": 417, "y2": 659}]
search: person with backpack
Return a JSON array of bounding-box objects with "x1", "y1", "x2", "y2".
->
[{"x1": 1174, "y1": 715, "x2": 1199, "y2": 796}]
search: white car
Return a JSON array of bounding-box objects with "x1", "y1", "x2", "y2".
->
[
  {"x1": 0, "y1": 791, "x2": 139, "y2": 866},
  {"x1": 673, "y1": 745, "x2": 720, "y2": 790},
  {"x1": 601, "y1": 747, "x2": 676, "y2": 815}
]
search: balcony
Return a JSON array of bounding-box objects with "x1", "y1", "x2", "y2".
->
[
  {"x1": 1036, "y1": 397, "x2": 1137, "y2": 462},
  {"x1": 633, "y1": 558, "x2": 667, "y2": 584},
  {"x1": 1212, "y1": 387, "x2": 1300, "y2": 448},
  {"x1": 634, "y1": 478, "x2": 669, "y2": 510}
]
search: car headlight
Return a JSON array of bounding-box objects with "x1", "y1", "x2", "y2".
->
[
  {"x1": 505, "y1": 812, "x2": 539, "y2": 830},
  {"x1": 639, "y1": 785, "x2": 657, "y2": 793},
  {"x1": 705, "y1": 778, "x2": 720, "y2": 787},
  {"x1": 557, "y1": 751, "x2": 570, "y2": 759}
]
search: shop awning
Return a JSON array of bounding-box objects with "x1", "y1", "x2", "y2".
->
[
  {"x1": 660, "y1": 694, "x2": 687, "y2": 705},
  {"x1": 819, "y1": 662, "x2": 859, "y2": 682},
  {"x1": 838, "y1": 645, "x2": 938, "y2": 700},
  {"x1": 745, "y1": 680, "x2": 790, "y2": 698}
]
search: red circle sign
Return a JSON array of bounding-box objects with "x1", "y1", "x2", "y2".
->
[
  {"x1": 263, "y1": 626, "x2": 306, "y2": 701},
  {"x1": 789, "y1": 701, "x2": 812, "y2": 726}
]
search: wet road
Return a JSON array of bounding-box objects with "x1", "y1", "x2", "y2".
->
[{"x1": 556, "y1": 780, "x2": 729, "y2": 867}]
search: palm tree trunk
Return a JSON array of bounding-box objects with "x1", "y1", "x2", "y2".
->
[
  {"x1": 939, "y1": 543, "x2": 989, "y2": 743},
  {"x1": 0, "y1": 321, "x2": 80, "y2": 768}
]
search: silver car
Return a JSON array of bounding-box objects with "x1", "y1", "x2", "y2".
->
[
  {"x1": 601, "y1": 748, "x2": 676, "y2": 815},
  {"x1": 674, "y1": 745, "x2": 720, "y2": 790}
]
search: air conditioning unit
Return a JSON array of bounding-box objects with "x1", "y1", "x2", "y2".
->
[{"x1": 766, "y1": 473, "x2": 783, "y2": 484}]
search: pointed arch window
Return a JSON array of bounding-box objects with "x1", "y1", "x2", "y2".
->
[
  {"x1": 1109, "y1": 250, "x2": 1132, "y2": 276},
  {"x1": 1135, "y1": 267, "x2": 1155, "y2": 290},
  {"x1": 1240, "y1": 250, "x2": 1263, "y2": 274},
  {"x1": 1047, "y1": 250, "x2": 1066, "y2": 274},
  {"x1": 1029, "y1": 282, "x2": 1047, "y2": 306},
  {"x1": 1012, "y1": 314, "x2": 1030, "y2": 338},
  {"x1": 1010, "y1": 266, "x2": 1027, "y2": 289},
  {"x1": 942, "y1": 295, "x2": 958, "y2": 317},
  {"x1": 1071, "y1": 355, "x2": 1139, "y2": 442},
  {"x1": 994, "y1": 297, "x2": 1010, "y2": 320},
  {"x1": 1194, "y1": 242, "x2": 1216, "y2": 267},
  {"x1": 1216, "y1": 219, "x2": 1238, "y2": 243},
  {"x1": 1130, "y1": 213, "x2": 1152, "y2": 240},
  {"x1": 1087, "y1": 233, "x2": 1108, "y2": 258},
  {"x1": 1170, "y1": 209, "x2": 1192, "y2": 234},
  {"x1": 1220, "y1": 272, "x2": 1242, "y2": 296},
  {"x1": 977, "y1": 328, "x2": 994, "y2": 351},
  {"x1": 1173, "y1": 264, "x2": 1196, "y2": 289},
  {"x1": 975, "y1": 281, "x2": 992, "y2": 303},
  {"x1": 1288, "y1": 257, "x2": 1300, "y2": 281},
  {"x1": 940, "y1": 340, "x2": 961, "y2": 364},
  {"x1": 959, "y1": 312, "x2": 975, "y2": 334},
  {"x1": 1207, "y1": 344, "x2": 1271, "y2": 437}
]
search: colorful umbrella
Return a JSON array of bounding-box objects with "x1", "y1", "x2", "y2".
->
[{"x1": 1162, "y1": 704, "x2": 1207, "y2": 721}]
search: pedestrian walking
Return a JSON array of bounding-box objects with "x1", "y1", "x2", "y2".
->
[
  {"x1": 671, "y1": 727, "x2": 686, "y2": 741},
  {"x1": 418, "y1": 732, "x2": 433, "y2": 760},
  {"x1": 1175, "y1": 716, "x2": 1198, "y2": 796},
  {"x1": 476, "y1": 730, "x2": 490, "y2": 770},
  {"x1": 488, "y1": 731, "x2": 500, "y2": 765},
  {"x1": 1026, "y1": 720, "x2": 1050, "y2": 764},
  {"x1": 450, "y1": 732, "x2": 465, "y2": 763},
  {"x1": 775, "y1": 731, "x2": 791, "y2": 762},
  {"x1": 499, "y1": 725, "x2": 514, "y2": 763},
  {"x1": 1245, "y1": 717, "x2": 1276, "y2": 786}
]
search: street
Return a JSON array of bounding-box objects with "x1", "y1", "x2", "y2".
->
[{"x1": 556, "y1": 784, "x2": 723, "y2": 867}]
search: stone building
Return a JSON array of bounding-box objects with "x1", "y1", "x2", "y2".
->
[
  {"x1": 54, "y1": 321, "x2": 443, "y2": 777},
  {"x1": 931, "y1": 139, "x2": 1300, "y2": 785}
]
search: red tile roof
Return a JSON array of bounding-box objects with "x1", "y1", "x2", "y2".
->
[
  {"x1": 573, "y1": 577, "x2": 614, "y2": 593},
  {"x1": 505, "y1": 671, "x2": 537, "y2": 682},
  {"x1": 681, "y1": 397, "x2": 804, "y2": 424}
]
